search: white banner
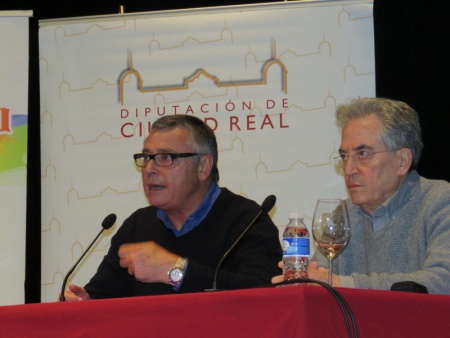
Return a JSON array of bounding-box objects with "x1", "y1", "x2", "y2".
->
[
  {"x1": 0, "y1": 11, "x2": 32, "y2": 305},
  {"x1": 39, "y1": 0, "x2": 374, "y2": 302}
]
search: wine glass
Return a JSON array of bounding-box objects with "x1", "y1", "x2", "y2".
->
[{"x1": 312, "y1": 199, "x2": 350, "y2": 286}]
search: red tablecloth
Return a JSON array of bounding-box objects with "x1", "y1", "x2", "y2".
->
[{"x1": 0, "y1": 285, "x2": 449, "y2": 337}]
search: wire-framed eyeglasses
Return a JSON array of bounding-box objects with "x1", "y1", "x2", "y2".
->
[
  {"x1": 334, "y1": 149, "x2": 395, "y2": 166},
  {"x1": 133, "y1": 153, "x2": 199, "y2": 167}
]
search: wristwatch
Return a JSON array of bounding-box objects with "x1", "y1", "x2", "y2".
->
[{"x1": 168, "y1": 257, "x2": 187, "y2": 287}]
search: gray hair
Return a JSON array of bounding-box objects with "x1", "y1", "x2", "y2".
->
[
  {"x1": 151, "y1": 115, "x2": 219, "y2": 182},
  {"x1": 336, "y1": 97, "x2": 423, "y2": 169}
]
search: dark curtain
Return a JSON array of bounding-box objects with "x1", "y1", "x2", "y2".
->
[
  {"x1": 1, "y1": 0, "x2": 448, "y2": 303},
  {"x1": 374, "y1": 1, "x2": 449, "y2": 180}
]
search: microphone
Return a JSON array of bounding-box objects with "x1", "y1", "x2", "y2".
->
[
  {"x1": 391, "y1": 281, "x2": 428, "y2": 293},
  {"x1": 207, "y1": 195, "x2": 276, "y2": 291},
  {"x1": 59, "y1": 213, "x2": 117, "y2": 302}
]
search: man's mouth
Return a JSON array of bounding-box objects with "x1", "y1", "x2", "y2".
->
[
  {"x1": 148, "y1": 185, "x2": 164, "y2": 191},
  {"x1": 347, "y1": 183, "x2": 360, "y2": 189}
]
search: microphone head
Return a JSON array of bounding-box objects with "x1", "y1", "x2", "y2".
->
[
  {"x1": 261, "y1": 195, "x2": 276, "y2": 213},
  {"x1": 102, "y1": 213, "x2": 117, "y2": 230}
]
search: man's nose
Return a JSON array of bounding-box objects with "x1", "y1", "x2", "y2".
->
[
  {"x1": 343, "y1": 156, "x2": 359, "y2": 176},
  {"x1": 142, "y1": 158, "x2": 157, "y2": 173}
]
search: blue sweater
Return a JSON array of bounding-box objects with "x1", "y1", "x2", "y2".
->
[{"x1": 313, "y1": 171, "x2": 450, "y2": 294}]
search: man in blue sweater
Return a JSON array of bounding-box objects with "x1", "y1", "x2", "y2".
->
[
  {"x1": 61, "y1": 115, "x2": 282, "y2": 300},
  {"x1": 274, "y1": 97, "x2": 450, "y2": 294}
]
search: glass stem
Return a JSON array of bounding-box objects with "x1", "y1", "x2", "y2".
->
[{"x1": 328, "y1": 257, "x2": 333, "y2": 286}]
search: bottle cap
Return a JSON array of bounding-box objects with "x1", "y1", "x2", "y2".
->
[{"x1": 289, "y1": 213, "x2": 303, "y2": 220}]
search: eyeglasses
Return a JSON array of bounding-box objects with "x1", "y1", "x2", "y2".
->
[
  {"x1": 334, "y1": 149, "x2": 394, "y2": 166},
  {"x1": 133, "y1": 153, "x2": 198, "y2": 167}
]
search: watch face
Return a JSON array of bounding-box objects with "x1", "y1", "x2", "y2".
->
[{"x1": 170, "y1": 268, "x2": 183, "y2": 282}]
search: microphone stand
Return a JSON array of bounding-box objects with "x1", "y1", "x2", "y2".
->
[
  {"x1": 60, "y1": 228, "x2": 106, "y2": 302},
  {"x1": 59, "y1": 213, "x2": 116, "y2": 302},
  {"x1": 207, "y1": 195, "x2": 276, "y2": 291}
]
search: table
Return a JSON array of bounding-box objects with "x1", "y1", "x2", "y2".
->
[{"x1": 0, "y1": 285, "x2": 449, "y2": 337}]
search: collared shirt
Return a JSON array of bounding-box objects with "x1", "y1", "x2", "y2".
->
[
  {"x1": 357, "y1": 171, "x2": 419, "y2": 232},
  {"x1": 157, "y1": 181, "x2": 222, "y2": 236}
]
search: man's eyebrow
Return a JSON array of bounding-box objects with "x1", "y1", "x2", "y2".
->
[
  {"x1": 141, "y1": 148, "x2": 172, "y2": 153},
  {"x1": 354, "y1": 144, "x2": 374, "y2": 151},
  {"x1": 338, "y1": 144, "x2": 374, "y2": 153}
]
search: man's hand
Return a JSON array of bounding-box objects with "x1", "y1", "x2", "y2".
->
[
  {"x1": 118, "y1": 241, "x2": 179, "y2": 284},
  {"x1": 271, "y1": 261, "x2": 284, "y2": 284},
  {"x1": 271, "y1": 261, "x2": 341, "y2": 287},
  {"x1": 307, "y1": 261, "x2": 341, "y2": 287},
  {"x1": 59, "y1": 284, "x2": 91, "y2": 302}
]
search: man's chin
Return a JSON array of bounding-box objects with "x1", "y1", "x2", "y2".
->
[
  {"x1": 146, "y1": 194, "x2": 164, "y2": 207},
  {"x1": 349, "y1": 194, "x2": 365, "y2": 206}
]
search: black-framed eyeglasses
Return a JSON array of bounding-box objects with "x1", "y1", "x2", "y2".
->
[
  {"x1": 334, "y1": 149, "x2": 395, "y2": 166},
  {"x1": 133, "y1": 153, "x2": 199, "y2": 167}
]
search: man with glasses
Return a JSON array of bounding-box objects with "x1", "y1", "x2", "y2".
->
[
  {"x1": 274, "y1": 97, "x2": 450, "y2": 294},
  {"x1": 61, "y1": 115, "x2": 282, "y2": 300}
]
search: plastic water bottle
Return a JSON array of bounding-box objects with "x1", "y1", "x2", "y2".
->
[{"x1": 282, "y1": 213, "x2": 310, "y2": 280}]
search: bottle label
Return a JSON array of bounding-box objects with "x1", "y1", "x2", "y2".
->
[{"x1": 283, "y1": 237, "x2": 310, "y2": 256}]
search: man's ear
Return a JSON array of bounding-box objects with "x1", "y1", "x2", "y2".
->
[
  {"x1": 198, "y1": 154, "x2": 213, "y2": 180},
  {"x1": 397, "y1": 148, "x2": 413, "y2": 175}
]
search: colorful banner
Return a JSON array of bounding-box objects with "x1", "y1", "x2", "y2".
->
[
  {"x1": 39, "y1": 1, "x2": 374, "y2": 302},
  {"x1": 0, "y1": 11, "x2": 32, "y2": 305}
]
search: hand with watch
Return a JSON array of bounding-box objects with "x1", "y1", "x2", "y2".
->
[{"x1": 118, "y1": 241, "x2": 187, "y2": 287}]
